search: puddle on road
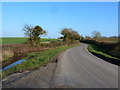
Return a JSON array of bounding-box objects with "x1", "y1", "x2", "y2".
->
[{"x1": 0, "y1": 59, "x2": 26, "y2": 71}]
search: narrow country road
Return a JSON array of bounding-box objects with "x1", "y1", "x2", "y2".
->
[
  {"x1": 52, "y1": 43, "x2": 118, "y2": 88},
  {"x1": 3, "y1": 43, "x2": 118, "y2": 88}
]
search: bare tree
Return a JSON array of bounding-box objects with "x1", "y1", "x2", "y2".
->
[{"x1": 92, "y1": 31, "x2": 101, "y2": 39}]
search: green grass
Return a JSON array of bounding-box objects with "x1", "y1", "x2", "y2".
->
[
  {"x1": 2, "y1": 44, "x2": 79, "y2": 77},
  {"x1": 88, "y1": 44, "x2": 119, "y2": 60},
  {"x1": 1, "y1": 38, "x2": 27, "y2": 44},
  {"x1": 0, "y1": 37, "x2": 61, "y2": 44}
]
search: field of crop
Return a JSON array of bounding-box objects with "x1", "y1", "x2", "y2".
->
[{"x1": 0, "y1": 37, "x2": 61, "y2": 44}]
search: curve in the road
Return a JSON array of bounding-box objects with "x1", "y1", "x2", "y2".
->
[{"x1": 52, "y1": 43, "x2": 118, "y2": 88}]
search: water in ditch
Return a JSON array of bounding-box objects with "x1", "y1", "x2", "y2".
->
[{"x1": 0, "y1": 59, "x2": 26, "y2": 71}]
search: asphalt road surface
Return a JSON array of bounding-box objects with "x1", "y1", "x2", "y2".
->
[
  {"x1": 3, "y1": 43, "x2": 118, "y2": 88},
  {"x1": 52, "y1": 43, "x2": 118, "y2": 88}
]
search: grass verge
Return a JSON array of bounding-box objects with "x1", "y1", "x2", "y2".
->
[
  {"x1": 2, "y1": 44, "x2": 79, "y2": 77},
  {"x1": 88, "y1": 44, "x2": 120, "y2": 66}
]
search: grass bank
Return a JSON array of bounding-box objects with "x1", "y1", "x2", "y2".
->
[
  {"x1": 2, "y1": 44, "x2": 79, "y2": 77},
  {"x1": 88, "y1": 44, "x2": 120, "y2": 66},
  {"x1": 81, "y1": 39, "x2": 120, "y2": 58}
]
